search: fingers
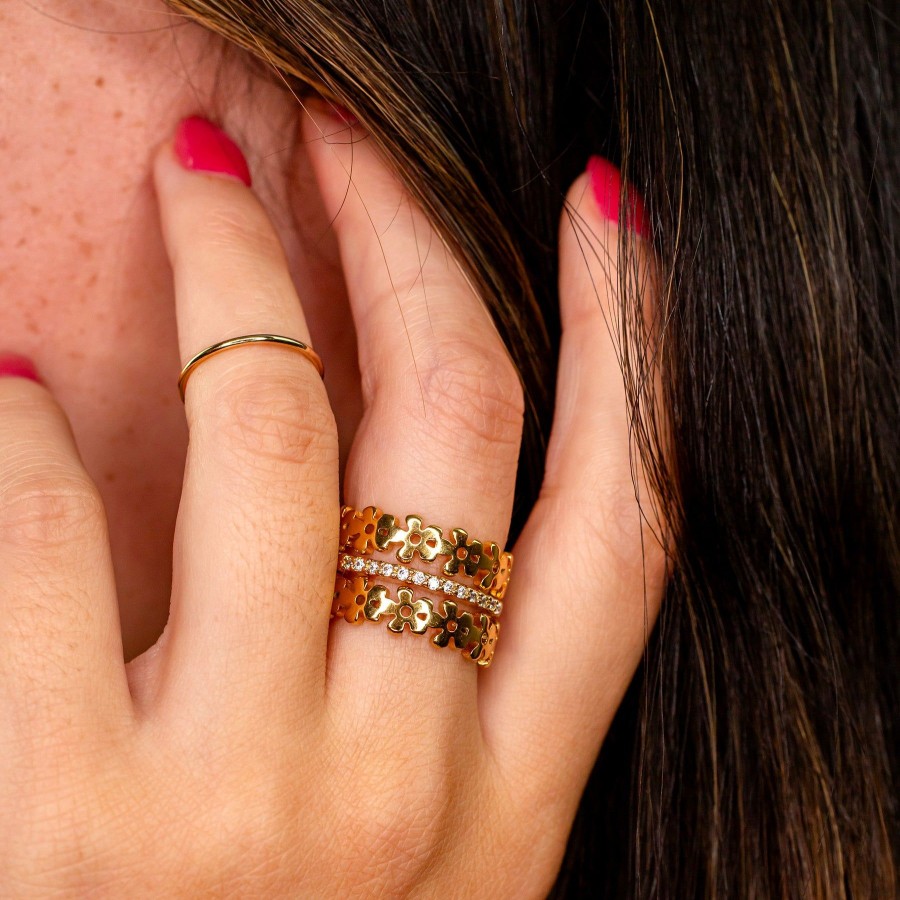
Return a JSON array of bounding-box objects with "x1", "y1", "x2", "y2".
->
[
  {"x1": 481, "y1": 163, "x2": 667, "y2": 804},
  {"x1": 0, "y1": 366, "x2": 129, "y2": 732},
  {"x1": 302, "y1": 108, "x2": 523, "y2": 713},
  {"x1": 149, "y1": 119, "x2": 339, "y2": 723}
]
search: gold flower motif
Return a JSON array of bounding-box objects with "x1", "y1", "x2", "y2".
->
[
  {"x1": 365, "y1": 586, "x2": 439, "y2": 634},
  {"x1": 492, "y1": 552, "x2": 513, "y2": 599},
  {"x1": 441, "y1": 528, "x2": 484, "y2": 578},
  {"x1": 431, "y1": 601, "x2": 478, "y2": 650},
  {"x1": 332, "y1": 574, "x2": 369, "y2": 624},
  {"x1": 473, "y1": 616, "x2": 500, "y2": 667},
  {"x1": 363, "y1": 584, "x2": 395, "y2": 622},
  {"x1": 473, "y1": 542, "x2": 501, "y2": 590},
  {"x1": 393, "y1": 516, "x2": 444, "y2": 562},
  {"x1": 339, "y1": 505, "x2": 390, "y2": 554}
]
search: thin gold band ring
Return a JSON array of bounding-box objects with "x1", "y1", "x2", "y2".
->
[{"x1": 177, "y1": 334, "x2": 325, "y2": 402}]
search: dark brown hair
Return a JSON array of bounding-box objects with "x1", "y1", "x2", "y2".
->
[{"x1": 166, "y1": 1, "x2": 898, "y2": 895}]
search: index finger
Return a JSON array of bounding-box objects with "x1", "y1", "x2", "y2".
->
[{"x1": 149, "y1": 118, "x2": 339, "y2": 724}]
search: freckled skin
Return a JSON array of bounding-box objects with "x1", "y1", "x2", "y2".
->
[{"x1": 1, "y1": 1, "x2": 361, "y2": 659}]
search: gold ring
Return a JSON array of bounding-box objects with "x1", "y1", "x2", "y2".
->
[
  {"x1": 339, "y1": 505, "x2": 513, "y2": 600},
  {"x1": 332, "y1": 574, "x2": 500, "y2": 667},
  {"x1": 177, "y1": 334, "x2": 325, "y2": 402}
]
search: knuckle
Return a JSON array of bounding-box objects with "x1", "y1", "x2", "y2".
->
[
  {"x1": 162, "y1": 752, "x2": 316, "y2": 889},
  {"x1": 1, "y1": 772, "x2": 124, "y2": 895},
  {"x1": 537, "y1": 478, "x2": 661, "y2": 590},
  {"x1": 335, "y1": 778, "x2": 449, "y2": 891},
  {"x1": 196, "y1": 203, "x2": 284, "y2": 270},
  {"x1": 429, "y1": 348, "x2": 525, "y2": 441},
  {"x1": 0, "y1": 471, "x2": 105, "y2": 550},
  {"x1": 321, "y1": 724, "x2": 463, "y2": 890},
  {"x1": 378, "y1": 342, "x2": 525, "y2": 450},
  {"x1": 209, "y1": 370, "x2": 336, "y2": 475}
]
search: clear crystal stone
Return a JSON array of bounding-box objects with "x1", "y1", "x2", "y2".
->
[
  {"x1": 380, "y1": 562, "x2": 395, "y2": 576},
  {"x1": 456, "y1": 585, "x2": 469, "y2": 599},
  {"x1": 412, "y1": 571, "x2": 426, "y2": 585},
  {"x1": 365, "y1": 560, "x2": 379, "y2": 574},
  {"x1": 352, "y1": 557, "x2": 365, "y2": 572},
  {"x1": 443, "y1": 580, "x2": 456, "y2": 594},
  {"x1": 397, "y1": 567, "x2": 409, "y2": 581},
  {"x1": 427, "y1": 576, "x2": 441, "y2": 591}
]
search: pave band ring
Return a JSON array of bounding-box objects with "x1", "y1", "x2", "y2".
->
[
  {"x1": 178, "y1": 334, "x2": 325, "y2": 402},
  {"x1": 337, "y1": 554, "x2": 503, "y2": 615}
]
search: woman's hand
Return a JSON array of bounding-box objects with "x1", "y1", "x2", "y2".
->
[{"x1": 0, "y1": 112, "x2": 665, "y2": 897}]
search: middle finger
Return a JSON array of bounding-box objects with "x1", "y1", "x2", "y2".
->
[{"x1": 303, "y1": 106, "x2": 524, "y2": 717}]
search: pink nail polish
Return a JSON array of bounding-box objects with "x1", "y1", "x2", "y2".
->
[
  {"x1": 0, "y1": 353, "x2": 42, "y2": 383},
  {"x1": 174, "y1": 116, "x2": 252, "y2": 187},
  {"x1": 587, "y1": 156, "x2": 650, "y2": 239}
]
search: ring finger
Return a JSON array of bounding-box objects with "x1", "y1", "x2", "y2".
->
[{"x1": 303, "y1": 106, "x2": 524, "y2": 725}]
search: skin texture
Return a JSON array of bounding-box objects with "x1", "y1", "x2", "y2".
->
[
  {"x1": 0, "y1": 0, "x2": 361, "y2": 660},
  {"x1": 0, "y1": 1, "x2": 665, "y2": 895}
]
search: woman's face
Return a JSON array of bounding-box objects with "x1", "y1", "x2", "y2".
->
[{"x1": 1, "y1": 1, "x2": 357, "y2": 659}]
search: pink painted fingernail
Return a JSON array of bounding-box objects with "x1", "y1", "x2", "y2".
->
[
  {"x1": 174, "y1": 116, "x2": 252, "y2": 187},
  {"x1": 587, "y1": 156, "x2": 650, "y2": 239},
  {"x1": 0, "y1": 353, "x2": 42, "y2": 384}
]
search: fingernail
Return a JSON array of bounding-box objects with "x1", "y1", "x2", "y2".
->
[
  {"x1": 0, "y1": 353, "x2": 42, "y2": 384},
  {"x1": 587, "y1": 156, "x2": 650, "y2": 239},
  {"x1": 174, "y1": 116, "x2": 252, "y2": 187}
]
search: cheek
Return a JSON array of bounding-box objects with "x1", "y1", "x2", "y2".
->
[
  {"x1": 0, "y1": 9, "x2": 224, "y2": 658},
  {"x1": 1, "y1": 185, "x2": 187, "y2": 663},
  {"x1": 1, "y1": 165, "x2": 188, "y2": 661},
  {"x1": 0, "y1": 121, "x2": 185, "y2": 560}
]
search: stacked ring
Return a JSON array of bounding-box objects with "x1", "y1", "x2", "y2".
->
[
  {"x1": 337, "y1": 554, "x2": 503, "y2": 615},
  {"x1": 339, "y1": 505, "x2": 512, "y2": 599},
  {"x1": 333, "y1": 505, "x2": 511, "y2": 666},
  {"x1": 331, "y1": 574, "x2": 500, "y2": 667}
]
